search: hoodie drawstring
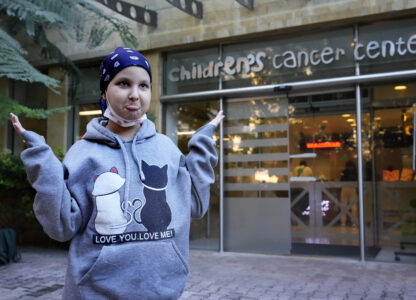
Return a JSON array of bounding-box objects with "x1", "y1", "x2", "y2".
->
[
  {"x1": 132, "y1": 135, "x2": 146, "y2": 181},
  {"x1": 115, "y1": 135, "x2": 146, "y2": 218},
  {"x1": 115, "y1": 136, "x2": 131, "y2": 217}
]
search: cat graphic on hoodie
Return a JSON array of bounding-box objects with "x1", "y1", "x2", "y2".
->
[
  {"x1": 138, "y1": 161, "x2": 172, "y2": 233},
  {"x1": 93, "y1": 161, "x2": 172, "y2": 237},
  {"x1": 92, "y1": 167, "x2": 131, "y2": 235}
]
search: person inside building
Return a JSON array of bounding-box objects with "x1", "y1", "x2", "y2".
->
[
  {"x1": 10, "y1": 46, "x2": 224, "y2": 299},
  {"x1": 294, "y1": 160, "x2": 313, "y2": 177},
  {"x1": 340, "y1": 160, "x2": 358, "y2": 227}
]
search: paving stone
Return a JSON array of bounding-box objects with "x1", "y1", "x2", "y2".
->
[
  {"x1": 325, "y1": 296, "x2": 345, "y2": 300},
  {"x1": 363, "y1": 297, "x2": 382, "y2": 300},
  {"x1": 1, "y1": 247, "x2": 416, "y2": 300},
  {"x1": 345, "y1": 295, "x2": 364, "y2": 300}
]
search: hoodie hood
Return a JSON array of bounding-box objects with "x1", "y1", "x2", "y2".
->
[{"x1": 82, "y1": 117, "x2": 157, "y2": 147}]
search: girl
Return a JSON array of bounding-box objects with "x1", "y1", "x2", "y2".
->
[{"x1": 10, "y1": 46, "x2": 223, "y2": 299}]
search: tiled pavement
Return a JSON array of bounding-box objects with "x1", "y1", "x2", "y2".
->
[{"x1": 0, "y1": 246, "x2": 415, "y2": 299}]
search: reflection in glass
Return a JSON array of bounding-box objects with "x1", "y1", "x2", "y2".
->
[
  {"x1": 288, "y1": 91, "x2": 366, "y2": 253},
  {"x1": 223, "y1": 97, "x2": 292, "y2": 254},
  {"x1": 165, "y1": 101, "x2": 221, "y2": 251},
  {"x1": 368, "y1": 87, "x2": 416, "y2": 262}
]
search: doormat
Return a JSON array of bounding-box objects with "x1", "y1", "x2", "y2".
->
[{"x1": 291, "y1": 243, "x2": 380, "y2": 258}]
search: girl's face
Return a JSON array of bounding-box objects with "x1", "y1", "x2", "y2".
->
[{"x1": 104, "y1": 66, "x2": 151, "y2": 121}]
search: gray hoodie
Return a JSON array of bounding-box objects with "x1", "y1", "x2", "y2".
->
[{"x1": 20, "y1": 118, "x2": 217, "y2": 299}]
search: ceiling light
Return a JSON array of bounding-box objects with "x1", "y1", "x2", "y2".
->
[
  {"x1": 394, "y1": 85, "x2": 407, "y2": 91},
  {"x1": 347, "y1": 118, "x2": 355, "y2": 122},
  {"x1": 79, "y1": 110, "x2": 102, "y2": 116},
  {"x1": 342, "y1": 114, "x2": 351, "y2": 118},
  {"x1": 322, "y1": 120, "x2": 328, "y2": 124}
]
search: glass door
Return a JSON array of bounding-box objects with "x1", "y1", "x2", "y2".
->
[
  {"x1": 367, "y1": 82, "x2": 416, "y2": 263},
  {"x1": 289, "y1": 90, "x2": 368, "y2": 255}
]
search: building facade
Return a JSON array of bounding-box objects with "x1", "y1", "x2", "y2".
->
[{"x1": 2, "y1": 0, "x2": 416, "y2": 263}]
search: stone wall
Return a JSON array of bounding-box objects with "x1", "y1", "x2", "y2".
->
[{"x1": 51, "y1": 0, "x2": 416, "y2": 61}]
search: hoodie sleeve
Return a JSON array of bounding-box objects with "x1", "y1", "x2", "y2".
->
[
  {"x1": 185, "y1": 124, "x2": 218, "y2": 219},
  {"x1": 20, "y1": 131, "x2": 83, "y2": 242}
]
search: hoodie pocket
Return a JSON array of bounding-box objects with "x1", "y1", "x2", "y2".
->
[{"x1": 79, "y1": 241, "x2": 188, "y2": 300}]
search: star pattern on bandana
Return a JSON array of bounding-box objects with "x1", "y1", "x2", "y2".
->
[{"x1": 99, "y1": 46, "x2": 152, "y2": 109}]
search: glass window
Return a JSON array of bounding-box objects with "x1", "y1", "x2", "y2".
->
[
  {"x1": 364, "y1": 82, "x2": 416, "y2": 263},
  {"x1": 223, "y1": 97, "x2": 292, "y2": 254},
  {"x1": 72, "y1": 66, "x2": 100, "y2": 102},
  {"x1": 75, "y1": 103, "x2": 102, "y2": 141},
  {"x1": 164, "y1": 101, "x2": 221, "y2": 251},
  {"x1": 74, "y1": 103, "x2": 102, "y2": 142}
]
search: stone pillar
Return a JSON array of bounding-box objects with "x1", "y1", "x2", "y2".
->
[
  {"x1": 47, "y1": 67, "x2": 69, "y2": 152},
  {"x1": 0, "y1": 77, "x2": 9, "y2": 151},
  {"x1": 143, "y1": 51, "x2": 162, "y2": 132}
]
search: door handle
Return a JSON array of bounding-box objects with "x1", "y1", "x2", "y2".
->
[{"x1": 290, "y1": 153, "x2": 317, "y2": 159}]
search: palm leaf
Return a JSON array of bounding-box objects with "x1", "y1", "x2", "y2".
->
[
  {"x1": 0, "y1": 27, "x2": 59, "y2": 90},
  {"x1": 0, "y1": 93, "x2": 71, "y2": 122}
]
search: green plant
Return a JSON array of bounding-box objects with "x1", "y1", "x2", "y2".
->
[
  {"x1": 54, "y1": 147, "x2": 65, "y2": 162},
  {"x1": 0, "y1": 149, "x2": 35, "y2": 239},
  {"x1": 0, "y1": 148, "x2": 70, "y2": 247}
]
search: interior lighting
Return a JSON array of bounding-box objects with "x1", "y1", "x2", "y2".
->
[
  {"x1": 394, "y1": 85, "x2": 407, "y2": 91},
  {"x1": 322, "y1": 120, "x2": 328, "y2": 124},
  {"x1": 177, "y1": 130, "x2": 195, "y2": 136},
  {"x1": 346, "y1": 118, "x2": 355, "y2": 122},
  {"x1": 79, "y1": 110, "x2": 102, "y2": 116},
  {"x1": 255, "y1": 169, "x2": 279, "y2": 183},
  {"x1": 342, "y1": 114, "x2": 351, "y2": 118},
  {"x1": 307, "y1": 141, "x2": 341, "y2": 149}
]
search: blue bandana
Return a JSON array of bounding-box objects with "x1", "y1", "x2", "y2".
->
[{"x1": 99, "y1": 47, "x2": 152, "y2": 114}]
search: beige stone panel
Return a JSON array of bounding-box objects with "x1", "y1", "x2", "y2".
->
[
  {"x1": 0, "y1": 77, "x2": 8, "y2": 151},
  {"x1": 142, "y1": 51, "x2": 162, "y2": 132},
  {"x1": 25, "y1": 0, "x2": 416, "y2": 63},
  {"x1": 47, "y1": 67, "x2": 69, "y2": 153}
]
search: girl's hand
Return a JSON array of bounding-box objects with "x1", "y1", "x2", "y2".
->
[
  {"x1": 9, "y1": 113, "x2": 26, "y2": 135},
  {"x1": 209, "y1": 110, "x2": 225, "y2": 128}
]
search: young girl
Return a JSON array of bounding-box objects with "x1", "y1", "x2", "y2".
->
[{"x1": 10, "y1": 47, "x2": 224, "y2": 299}]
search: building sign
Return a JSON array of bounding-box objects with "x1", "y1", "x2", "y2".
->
[
  {"x1": 168, "y1": 36, "x2": 416, "y2": 83},
  {"x1": 164, "y1": 18, "x2": 416, "y2": 94},
  {"x1": 169, "y1": 52, "x2": 266, "y2": 82}
]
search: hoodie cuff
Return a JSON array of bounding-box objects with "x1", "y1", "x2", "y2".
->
[
  {"x1": 21, "y1": 131, "x2": 46, "y2": 147},
  {"x1": 193, "y1": 124, "x2": 216, "y2": 138}
]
